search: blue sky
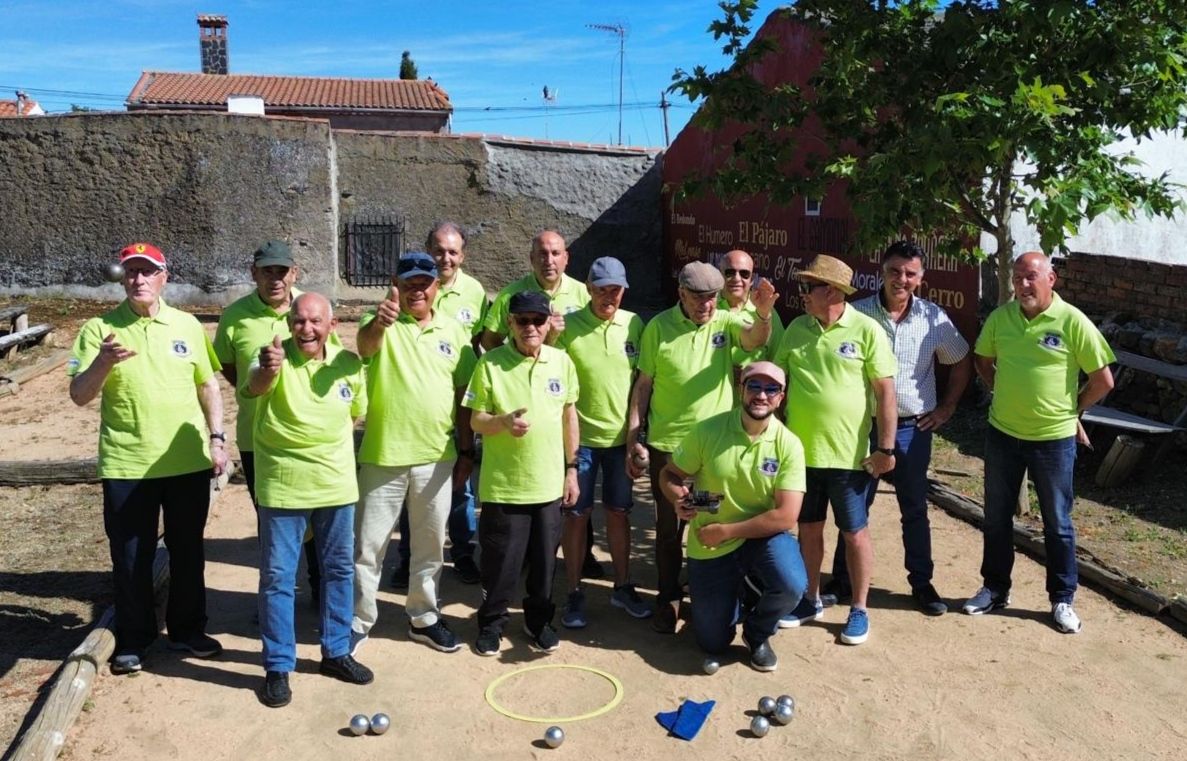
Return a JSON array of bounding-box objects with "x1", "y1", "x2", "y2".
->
[{"x1": 0, "y1": 0, "x2": 753, "y2": 146}]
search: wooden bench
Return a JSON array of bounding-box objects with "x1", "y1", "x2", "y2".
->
[
  {"x1": 1082, "y1": 349, "x2": 1187, "y2": 484},
  {"x1": 0, "y1": 323, "x2": 53, "y2": 358},
  {"x1": 0, "y1": 304, "x2": 29, "y2": 333}
]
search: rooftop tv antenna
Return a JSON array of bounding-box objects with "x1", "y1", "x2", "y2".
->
[
  {"x1": 587, "y1": 22, "x2": 626, "y2": 145},
  {"x1": 542, "y1": 85, "x2": 558, "y2": 139}
]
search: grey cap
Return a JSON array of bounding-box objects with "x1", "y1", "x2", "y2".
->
[
  {"x1": 678, "y1": 261, "x2": 725, "y2": 293},
  {"x1": 588, "y1": 257, "x2": 629, "y2": 288}
]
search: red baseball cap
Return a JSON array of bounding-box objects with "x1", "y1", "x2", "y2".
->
[{"x1": 119, "y1": 242, "x2": 167, "y2": 268}]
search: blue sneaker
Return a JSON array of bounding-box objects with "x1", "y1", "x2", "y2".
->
[
  {"x1": 778, "y1": 596, "x2": 824, "y2": 628},
  {"x1": 841, "y1": 608, "x2": 869, "y2": 645}
]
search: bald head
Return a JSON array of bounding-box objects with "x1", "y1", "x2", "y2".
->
[
  {"x1": 530, "y1": 229, "x2": 569, "y2": 289},
  {"x1": 289, "y1": 292, "x2": 337, "y2": 358},
  {"x1": 1012, "y1": 251, "x2": 1057, "y2": 318},
  {"x1": 720, "y1": 249, "x2": 755, "y2": 307}
]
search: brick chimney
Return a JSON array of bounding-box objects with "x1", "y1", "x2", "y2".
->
[{"x1": 197, "y1": 14, "x2": 229, "y2": 75}]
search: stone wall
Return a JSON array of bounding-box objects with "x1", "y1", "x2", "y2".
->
[
  {"x1": 1059, "y1": 251, "x2": 1187, "y2": 326},
  {"x1": 0, "y1": 112, "x2": 338, "y2": 302}
]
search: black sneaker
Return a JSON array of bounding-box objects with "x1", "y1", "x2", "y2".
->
[
  {"x1": 911, "y1": 583, "x2": 948, "y2": 616},
  {"x1": 453, "y1": 556, "x2": 481, "y2": 585},
  {"x1": 582, "y1": 553, "x2": 606, "y2": 580},
  {"x1": 523, "y1": 623, "x2": 560, "y2": 653},
  {"x1": 409, "y1": 620, "x2": 462, "y2": 653},
  {"x1": 168, "y1": 633, "x2": 223, "y2": 658},
  {"x1": 261, "y1": 671, "x2": 291, "y2": 708},
  {"x1": 819, "y1": 576, "x2": 852, "y2": 607},
  {"x1": 319, "y1": 655, "x2": 374, "y2": 685},
  {"x1": 475, "y1": 628, "x2": 502, "y2": 657},
  {"x1": 389, "y1": 564, "x2": 410, "y2": 590},
  {"x1": 110, "y1": 650, "x2": 144, "y2": 675},
  {"x1": 743, "y1": 632, "x2": 778, "y2": 673}
]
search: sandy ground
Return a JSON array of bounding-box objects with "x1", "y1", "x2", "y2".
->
[{"x1": 3, "y1": 325, "x2": 1187, "y2": 760}]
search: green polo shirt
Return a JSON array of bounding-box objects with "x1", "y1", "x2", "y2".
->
[
  {"x1": 672, "y1": 409, "x2": 806, "y2": 560},
  {"x1": 637, "y1": 305, "x2": 747, "y2": 453},
  {"x1": 434, "y1": 269, "x2": 489, "y2": 337},
  {"x1": 357, "y1": 309, "x2": 477, "y2": 466},
  {"x1": 482, "y1": 273, "x2": 591, "y2": 339},
  {"x1": 69, "y1": 300, "x2": 219, "y2": 479},
  {"x1": 774, "y1": 304, "x2": 897, "y2": 470},
  {"x1": 213, "y1": 288, "x2": 302, "y2": 451},
  {"x1": 463, "y1": 344, "x2": 579, "y2": 504},
  {"x1": 249, "y1": 341, "x2": 367, "y2": 509},
  {"x1": 556, "y1": 305, "x2": 643, "y2": 448},
  {"x1": 975, "y1": 293, "x2": 1114, "y2": 441},
  {"x1": 718, "y1": 295, "x2": 785, "y2": 361}
]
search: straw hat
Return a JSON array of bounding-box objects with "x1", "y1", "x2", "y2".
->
[{"x1": 797, "y1": 254, "x2": 856, "y2": 295}]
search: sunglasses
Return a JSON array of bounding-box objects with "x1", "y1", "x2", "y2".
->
[
  {"x1": 798, "y1": 280, "x2": 829, "y2": 295},
  {"x1": 513, "y1": 315, "x2": 549, "y2": 327},
  {"x1": 723, "y1": 268, "x2": 752, "y2": 280},
  {"x1": 743, "y1": 380, "x2": 783, "y2": 396}
]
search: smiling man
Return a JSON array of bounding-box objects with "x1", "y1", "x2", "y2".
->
[
  {"x1": 964, "y1": 252, "x2": 1114, "y2": 634},
  {"x1": 717, "y1": 249, "x2": 785, "y2": 358},
  {"x1": 68, "y1": 242, "x2": 227, "y2": 675}
]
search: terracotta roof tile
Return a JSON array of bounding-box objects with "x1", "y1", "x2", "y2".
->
[
  {"x1": 0, "y1": 98, "x2": 42, "y2": 117},
  {"x1": 126, "y1": 72, "x2": 451, "y2": 112}
]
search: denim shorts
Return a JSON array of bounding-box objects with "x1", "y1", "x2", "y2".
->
[
  {"x1": 800, "y1": 467, "x2": 872, "y2": 532},
  {"x1": 565, "y1": 445, "x2": 634, "y2": 516}
]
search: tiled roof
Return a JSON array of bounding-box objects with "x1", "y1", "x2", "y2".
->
[
  {"x1": 0, "y1": 98, "x2": 41, "y2": 117},
  {"x1": 126, "y1": 72, "x2": 452, "y2": 112}
]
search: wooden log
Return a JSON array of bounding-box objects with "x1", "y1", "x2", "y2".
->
[
  {"x1": 0, "y1": 304, "x2": 29, "y2": 324},
  {"x1": 1095, "y1": 434, "x2": 1146, "y2": 488},
  {"x1": 14, "y1": 313, "x2": 29, "y2": 333},
  {"x1": 0, "y1": 323, "x2": 53, "y2": 354},
  {"x1": 0, "y1": 349, "x2": 71, "y2": 398},
  {"x1": 0, "y1": 458, "x2": 99, "y2": 486},
  {"x1": 1169, "y1": 597, "x2": 1187, "y2": 626}
]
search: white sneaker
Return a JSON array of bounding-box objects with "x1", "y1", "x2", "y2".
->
[{"x1": 1052, "y1": 602, "x2": 1082, "y2": 634}]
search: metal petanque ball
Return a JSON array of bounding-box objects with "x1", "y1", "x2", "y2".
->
[
  {"x1": 370, "y1": 713, "x2": 391, "y2": 735},
  {"x1": 543, "y1": 725, "x2": 565, "y2": 749},
  {"x1": 102, "y1": 262, "x2": 125, "y2": 283},
  {"x1": 348, "y1": 714, "x2": 370, "y2": 736},
  {"x1": 702, "y1": 658, "x2": 720, "y2": 675},
  {"x1": 776, "y1": 694, "x2": 795, "y2": 711},
  {"x1": 773, "y1": 703, "x2": 795, "y2": 726},
  {"x1": 757, "y1": 696, "x2": 777, "y2": 716},
  {"x1": 750, "y1": 715, "x2": 771, "y2": 738}
]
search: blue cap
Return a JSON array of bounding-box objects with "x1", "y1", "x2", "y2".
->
[
  {"x1": 588, "y1": 256, "x2": 629, "y2": 288},
  {"x1": 396, "y1": 251, "x2": 438, "y2": 281}
]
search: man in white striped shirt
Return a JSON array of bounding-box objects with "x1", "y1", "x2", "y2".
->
[{"x1": 823, "y1": 241, "x2": 971, "y2": 615}]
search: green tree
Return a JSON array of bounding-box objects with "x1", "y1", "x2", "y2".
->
[
  {"x1": 400, "y1": 50, "x2": 419, "y2": 80},
  {"x1": 671, "y1": 0, "x2": 1187, "y2": 302}
]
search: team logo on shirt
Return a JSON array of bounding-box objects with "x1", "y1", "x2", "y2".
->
[
  {"x1": 1039, "y1": 332, "x2": 1065, "y2": 351},
  {"x1": 836, "y1": 341, "x2": 858, "y2": 359},
  {"x1": 759, "y1": 457, "x2": 779, "y2": 477},
  {"x1": 457, "y1": 307, "x2": 475, "y2": 326},
  {"x1": 565, "y1": 305, "x2": 580, "y2": 315},
  {"x1": 623, "y1": 341, "x2": 638, "y2": 358},
  {"x1": 464, "y1": 389, "x2": 476, "y2": 402},
  {"x1": 711, "y1": 331, "x2": 727, "y2": 349},
  {"x1": 337, "y1": 382, "x2": 353, "y2": 403},
  {"x1": 437, "y1": 340, "x2": 456, "y2": 359},
  {"x1": 546, "y1": 377, "x2": 564, "y2": 397},
  {"x1": 171, "y1": 340, "x2": 191, "y2": 358},
  {"x1": 67, "y1": 358, "x2": 81, "y2": 372}
]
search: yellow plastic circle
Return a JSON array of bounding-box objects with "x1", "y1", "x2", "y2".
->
[{"x1": 484, "y1": 663, "x2": 624, "y2": 723}]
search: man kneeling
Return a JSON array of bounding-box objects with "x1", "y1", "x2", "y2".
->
[{"x1": 659, "y1": 361, "x2": 807, "y2": 672}]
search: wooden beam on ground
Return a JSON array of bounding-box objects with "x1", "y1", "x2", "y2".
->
[
  {"x1": 0, "y1": 349, "x2": 72, "y2": 398},
  {"x1": 927, "y1": 480, "x2": 1171, "y2": 616},
  {"x1": 0, "y1": 324, "x2": 53, "y2": 357},
  {"x1": 0, "y1": 458, "x2": 99, "y2": 486}
]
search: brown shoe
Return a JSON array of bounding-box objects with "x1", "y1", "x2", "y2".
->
[{"x1": 652, "y1": 600, "x2": 679, "y2": 634}]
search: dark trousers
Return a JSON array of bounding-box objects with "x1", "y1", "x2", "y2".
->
[
  {"x1": 242, "y1": 451, "x2": 319, "y2": 587},
  {"x1": 476, "y1": 500, "x2": 563, "y2": 634},
  {"x1": 648, "y1": 446, "x2": 685, "y2": 604},
  {"x1": 102, "y1": 470, "x2": 211, "y2": 652}
]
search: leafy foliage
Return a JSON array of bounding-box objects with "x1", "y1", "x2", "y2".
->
[
  {"x1": 400, "y1": 50, "x2": 419, "y2": 80},
  {"x1": 671, "y1": 1, "x2": 1187, "y2": 301}
]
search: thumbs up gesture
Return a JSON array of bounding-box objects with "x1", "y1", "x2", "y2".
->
[
  {"x1": 504, "y1": 407, "x2": 531, "y2": 437},
  {"x1": 376, "y1": 283, "x2": 401, "y2": 327},
  {"x1": 546, "y1": 309, "x2": 566, "y2": 342},
  {"x1": 259, "y1": 335, "x2": 285, "y2": 374}
]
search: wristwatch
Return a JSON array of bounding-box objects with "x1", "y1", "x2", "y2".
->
[
  {"x1": 874, "y1": 447, "x2": 894, "y2": 456},
  {"x1": 210, "y1": 432, "x2": 227, "y2": 444},
  {"x1": 457, "y1": 448, "x2": 476, "y2": 459}
]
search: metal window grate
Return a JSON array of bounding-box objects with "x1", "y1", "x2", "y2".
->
[{"x1": 342, "y1": 215, "x2": 406, "y2": 286}]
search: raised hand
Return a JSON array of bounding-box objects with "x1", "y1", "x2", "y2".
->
[
  {"x1": 504, "y1": 407, "x2": 530, "y2": 437},
  {"x1": 97, "y1": 333, "x2": 136, "y2": 367},
  {"x1": 259, "y1": 335, "x2": 285, "y2": 374},
  {"x1": 750, "y1": 275, "x2": 779, "y2": 317},
  {"x1": 376, "y1": 284, "x2": 401, "y2": 327}
]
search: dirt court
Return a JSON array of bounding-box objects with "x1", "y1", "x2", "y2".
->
[{"x1": 2, "y1": 321, "x2": 1186, "y2": 761}]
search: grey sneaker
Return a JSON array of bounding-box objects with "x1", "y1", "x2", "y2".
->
[
  {"x1": 561, "y1": 589, "x2": 588, "y2": 629},
  {"x1": 962, "y1": 586, "x2": 1011, "y2": 615},
  {"x1": 1052, "y1": 602, "x2": 1082, "y2": 634},
  {"x1": 610, "y1": 583, "x2": 653, "y2": 619}
]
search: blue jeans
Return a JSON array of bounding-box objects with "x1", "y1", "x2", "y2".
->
[
  {"x1": 258, "y1": 504, "x2": 355, "y2": 672},
  {"x1": 832, "y1": 420, "x2": 934, "y2": 588},
  {"x1": 687, "y1": 532, "x2": 807, "y2": 654},
  {"x1": 398, "y1": 478, "x2": 476, "y2": 564},
  {"x1": 982, "y1": 426, "x2": 1078, "y2": 603}
]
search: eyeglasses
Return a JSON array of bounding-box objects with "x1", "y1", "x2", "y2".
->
[
  {"x1": 743, "y1": 380, "x2": 783, "y2": 396},
  {"x1": 723, "y1": 268, "x2": 752, "y2": 280},
  {"x1": 513, "y1": 315, "x2": 549, "y2": 327},
  {"x1": 797, "y1": 280, "x2": 829, "y2": 295},
  {"x1": 124, "y1": 266, "x2": 164, "y2": 279}
]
